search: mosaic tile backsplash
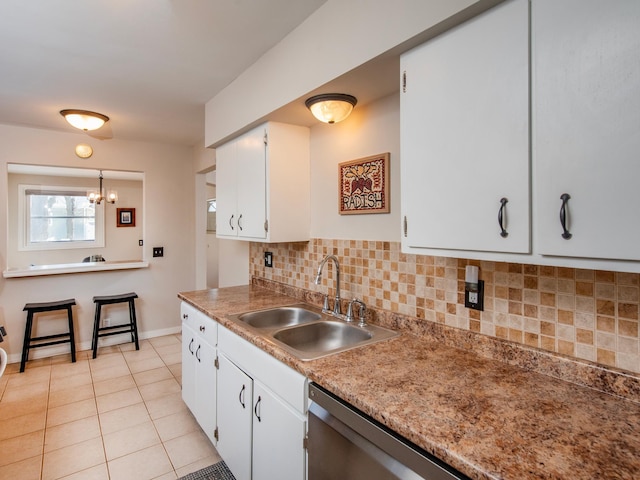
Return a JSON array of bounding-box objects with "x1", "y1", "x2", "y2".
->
[{"x1": 250, "y1": 239, "x2": 640, "y2": 374}]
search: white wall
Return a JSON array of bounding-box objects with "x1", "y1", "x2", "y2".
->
[
  {"x1": 205, "y1": 0, "x2": 502, "y2": 145},
  {"x1": 0, "y1": 124, "x2": 196, "y2": 363},
  {"x1": 310, "y1": 93, "x2": 401, "y2": 241}
]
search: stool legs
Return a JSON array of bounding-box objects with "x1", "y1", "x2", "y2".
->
[
  {"x1": 128, "y1": 299, "x2": 140, "y2": 350},
  {"x1": 92, "y1": 303, "x2": 102, "y2": 359},
  {"x1": 20, "y1": 311, "x2": 35, "y2": 373},
  {"x1": 66, "y1": 304, "x2": 76, "y2": 363}
]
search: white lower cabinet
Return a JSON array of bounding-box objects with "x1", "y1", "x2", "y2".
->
[
  {"x1": 181, "y1": 302, "x2": 217, "y2": 445},
  {"x1": 216, "y1": 325, "x2": 308, "y2": 480}
]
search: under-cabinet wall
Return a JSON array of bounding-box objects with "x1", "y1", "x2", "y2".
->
[{"x1": 250, "y1": 239, "x2": 640, "y2": 374}]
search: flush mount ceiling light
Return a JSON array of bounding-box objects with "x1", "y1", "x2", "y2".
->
[
  {"x1": 60, "y1": 109, "x2": 109, "y2": 131},
  {"x1": 305, "y1": 94, "x2": 357, "y2": 124},
  {"x1": 75, "y1": 143, "x2": 93, "y2": 158}
]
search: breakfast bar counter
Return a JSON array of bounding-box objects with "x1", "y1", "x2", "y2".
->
[{"x1": 179, "y1": 284, "x2": 640, "y2": 480}]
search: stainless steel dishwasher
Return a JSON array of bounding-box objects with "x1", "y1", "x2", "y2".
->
[{"x1": 308, "y1": 383, "x2": 469, "y2": 480}]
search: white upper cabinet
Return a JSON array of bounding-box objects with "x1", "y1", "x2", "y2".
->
[
  {"x1": 401, "y1": 0, "x2": 530, "y2": 255},
  {"x1": 533, "y1": 0, "x2": 640, "y2": 261},
  {"x1": 216, "y1": 122, "x2": 310, "y2": 243}
]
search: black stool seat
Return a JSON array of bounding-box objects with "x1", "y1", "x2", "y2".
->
[
  {"x1": 21, "y1": 298, "x2": 76, "y2": 372},
  {"x1": 92, "y1": 292, "x2": 139, "y2": 358}
]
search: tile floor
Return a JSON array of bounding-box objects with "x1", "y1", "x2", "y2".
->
[{"x1": 0, "y1": 334, "x2": 221, "y2": 479}]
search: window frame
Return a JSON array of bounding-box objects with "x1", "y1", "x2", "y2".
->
[{"x1": 18, "y1": 184, "x2": 105, "y2": 251}]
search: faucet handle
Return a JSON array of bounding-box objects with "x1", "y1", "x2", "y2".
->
[
  {"x1": 345, "y1": 301, "x2": 355, "y2": 322},
  {"x1": 351, "y1": 299, "x2": 367, "y2": 327},
  {"x1": 322, "y1": 294, "x2": 330, "y2": 313}
]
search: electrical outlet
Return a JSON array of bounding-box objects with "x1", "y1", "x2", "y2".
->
[
  {"x1": 139, "y1": 240, "x2": 143, "y2": 246},
  {"x1": 264, "y1": 251, "x2": 273, "y2": 268},
  {"x1": 464, "y1": 280, "x2": 484, "y2": 311},
  {"x1": 153, "y1": 247, "x2": 164, "y2": 257}
]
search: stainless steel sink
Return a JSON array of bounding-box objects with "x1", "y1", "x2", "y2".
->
[
  {"x1": 236, "y1": 306, "x2": 321, "y2": 329},
  {"x1": 273, "y1": 321, "x2": 372, "y2": 352},
  {"x1": 227, "y1": 304, "x2": 399, "y2": 361}
]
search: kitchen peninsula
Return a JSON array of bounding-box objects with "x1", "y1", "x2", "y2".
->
[{"x1": 179, "y1": 282, "x2": 640, "y2": 480}]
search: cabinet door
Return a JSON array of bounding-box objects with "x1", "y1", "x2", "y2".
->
[
  {"x1": 217, "y1": 353, "x2": 253, "y2": 480},
  {"x1": 195, "y1": 340, "x2": 217, "y2": 446},
  {"x1": 216, "y1": 140, "x2": 238, "y2": 237},
  {"x1": 181, "y1": 322, "x2": 197, "y2": 414},
  {"x1": 401, "y1": 0, "x2": 529, "y2": 254},
  {"x1": 236, "y1": 126, "x2": 267, "y2": 239},
  {"x1": 533, "y1": 0, "x2": 640, "y2": 260},
  {"x1": 252, "y1": 381, "x2": 306, "y2": 480}
]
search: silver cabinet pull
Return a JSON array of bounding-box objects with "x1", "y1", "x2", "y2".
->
[
  {"x1": 239, "y1": 384, "x2": 246, "y2": 409},
  {"x1": 254, "y1": 395, "x2": 262, "y2": 422},
  {"x1": 559, "y1": 193, "x2": 572, "y2": 240},
  {"x1": 238, "y1": 214, "x2": 243, "y2": 231},
  {"x1": 229, "y1": 214, "x2": 235, "y2": 230},
  {"x1": 498, "y1": 197, "x2": 509, "y2": 238}
]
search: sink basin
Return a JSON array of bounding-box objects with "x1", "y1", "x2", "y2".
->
[
  {"x1": 273, "y1": 321, "x2": 372, "y2": 353},
  {"x1": 227, "y1": 303, "x2": 399, "y2": 361},
  {"x1": 235, "y1": 306, "x2": 321, "y2": 329}
]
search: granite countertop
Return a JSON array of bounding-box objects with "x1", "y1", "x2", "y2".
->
[{"x1": 178, "y1": 285, "x2": 640, "y2": 480}]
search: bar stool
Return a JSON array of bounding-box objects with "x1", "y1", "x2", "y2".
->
[
  {"x1": 92, "y1": 292, "x2": 139, "y2": 358},
  {"x1": 21, "y1": 299, "x2": 76, "y2": 372}
]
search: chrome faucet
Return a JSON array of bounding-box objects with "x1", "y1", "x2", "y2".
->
[
  {"x1": 347, "y1": 299, "x2": 367, "y2": 327},
  {"x1": 314, "y1": 255, "x2": 342, "y2": 316}
]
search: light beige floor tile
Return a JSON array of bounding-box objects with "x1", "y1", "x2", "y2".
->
[
  {"x1": 19, "y1": 357, "x2": 52, "y2": 371},
  {"x1": 120, "y1": 339, "x2": 153, "y2": 352},
  {"x1": 2, "y1": 380, "x2": 49, "y2": 403},
  {"x1": 134, "y1": 366, "x2": 173, "y2": 386},
  {"x1": 124, "y1": 347, "x2": 161, "y2": 362},
  {"x1": 0, "y1": 430, "x2": 45, "y2": 467},
  {"x1": 48, "y1": 383, "x2": 95, "y2": 409},
  {"x1": 174, "y1": 453, "x2": 222, "y2": 478},
  {"x1": 153, "y1": 471, "x2": 178, "y2": 480},
  {"x1": 51, "y1": 359, "x2": 90, "y2": 379},
  {"x1": 127, "y1": 356, "x2": 166, "y2": 374},
  {"x1": 47, "y1": 398, "x2": 97, "y2": 427},
  {"x1": 139, "y1": 378, "x2": 181, "y2": 402},
  {"x1": 44, "y1": 415, "x2": 101, "y2": 452},
  {"x1": 0, "y1": 454, "x2": 42, "y2": 480},
  {"x1": 49, "y1": 371, "x2": 93, "y2": 392},
  {"x1": 0, "y1": 395, "x2": 48, "y2": 421},
  {"x1": 6, "y1": 365, "x2": 51, "y2": 387},
  {"x1": 167, "y1": 363, "x2": 182, "y2": 378},
  {"x1": 154, "y1": 342, "x2": 181, "y2": 356},
  {"x1": 99, "y1": 402, "x2": 151, "y2": 435},
  {"x1": 163, "y1": 430, "x2": 217, "y2": 470},
  {"x1": 51, "y1": 350, "x2": 90, "y2": 365},
  {"x1": 89, "y1": 352, "x2": 128, "y2": 371},
  {"x1": 153, "y1": 409, "x2": 200, "y2": 442},
  {"x1": 148, "y1": 335, "x2": 180, "y2": 348},
  {"x1": 160, "y1": 352, "x2": 182, "y2": 366},
  {"x1": 90, "y1": 363, "x2": 132, "y2": 383},
  {"x1": 93, "y1": 374, "x2": 136, "y2": 396},
  {"x1": 0, "y1": 410, "x2": 46, "y2": 441},
  {"x1": 60, "y1": 462, "x2": 109, "y2": 480},
  {"x1": 96, "y1": 386, "x2": 143, "y2": 413},
  {"x1": 107, "y1": 444, "x2": 174, "y2": 480},
  {"x1": 103, "y1": 420, "x2": 161, "y2": 461},
  {"x1": 145, "y1": 392, "x2": 188, "y2": 420},
  {"x1": 42, "y1": 436, "x2": 105, "y2": 480}
]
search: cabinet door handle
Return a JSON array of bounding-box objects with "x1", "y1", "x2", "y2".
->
[
  {"x1": 254, "y1": 395, "x2": 262, "y2": 422},
  {"x1": 188, "y1": 338, "x2": 194, "y2": 355},
  {"x1": 498, "y1": 197, "x2": 509, "y2": 238},
  {"x1": 559, "y1": 193, "x2": 572, "y2": 240},
  {"x1": 199, "y1": 325, "x2": 205, "y2": 333},
  {"x1": 182, "y1": 313, "x2": 188, "y2": 320},
  {"x1": 195, "y1": 344, "x2": 201, "y2": 362},
  {"x1": 239, "y1": 384, "x2": 246, "y2": 409},
  {"x1": 229, "y1": 214, "x2": 235, "y2": 230},
  {"x1": 238, "y1": 214, "x2": 243, "y2": 231}
]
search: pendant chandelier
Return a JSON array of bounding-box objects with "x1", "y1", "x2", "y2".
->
[{"x1": 88, "y1": 170, "x2": 117, "y2": 205}]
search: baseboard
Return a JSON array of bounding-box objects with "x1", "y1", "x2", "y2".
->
[{"x1": 6, "y1": 326, "x2": 182, "y2": 365}]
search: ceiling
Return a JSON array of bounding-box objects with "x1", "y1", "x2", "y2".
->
[{"x1": 0, "y1": 0, "x2": 328, "y2": 147}]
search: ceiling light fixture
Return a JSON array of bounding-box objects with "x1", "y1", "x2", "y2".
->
[
  {"x1": 305, "y1": 94, "x2": 357, "y2": 124},
  {"x1": 88, "y1": 170, "x2": 117, "y2": 205},
  {"x1": 75, "y1": 144, "x2": 93, "y2": 158},
  {"x1": 60, "y1": 109, "x2": 109, "y2": 131}
]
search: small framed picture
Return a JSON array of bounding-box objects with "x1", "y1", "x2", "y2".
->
[
  {"x1": 117, "y1": 208, "x2": 136, "y2": 227},
  {"x1": 339, "y1": 152, "x2": 390, "y2": 215}
]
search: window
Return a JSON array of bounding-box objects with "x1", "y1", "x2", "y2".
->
[{"x1": 19, "y1": 185, "x2": 105, "y2": 251}]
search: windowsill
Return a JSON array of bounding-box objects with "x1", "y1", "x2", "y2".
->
[{"x1": 2, "y1": 260, "x2": 150, "y2": 278}]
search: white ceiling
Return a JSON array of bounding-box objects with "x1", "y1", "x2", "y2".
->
[{"x1": 0, "y1": 0, "x2": 328, "y2": 147}]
